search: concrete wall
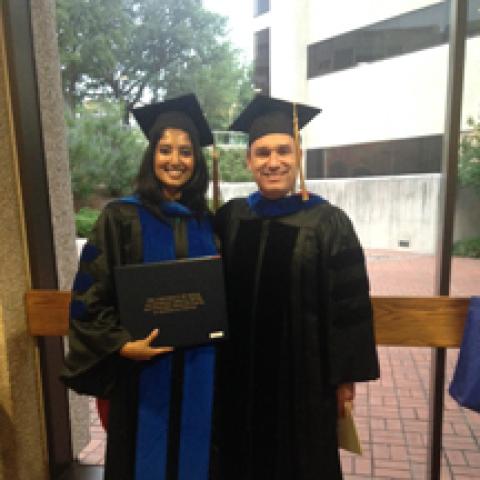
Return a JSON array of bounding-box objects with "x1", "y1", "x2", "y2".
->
[
  {"x1": 0, "y1": 9, "x2": 49, "y2": 480},
  {"x1": 308, "y1": 175, "x2": 441, "y2": 253},
  {"x1": 0, "y1": 2, "x2": 87, "y2": 478},
  {"x1": 29, "y1": 0, "x2": 89, "y2": 459},
  {"x1": 217, "y1": 174, "x2": 480, "y2": 254}
]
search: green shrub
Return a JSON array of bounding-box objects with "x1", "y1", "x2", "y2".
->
[
  {"x1": 458, "y1": 118, "x2": 480, "y2": 195},
  {"x1": 66, "y1": 102, "x2": 145, "y2": 205},
  {"x1": 452, "y1": 237, "x2": 480, "y2": 258},
  {"x1": 205, "y1": 147, "x2": 251, "y2": 182},
  {"x1": 75, "y1": 207, "x2": 100, "y2": 238}
]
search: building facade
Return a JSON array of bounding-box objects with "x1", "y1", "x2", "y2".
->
[{"x1": 252, "y1": 0, "x2": 480, "y2": 178}]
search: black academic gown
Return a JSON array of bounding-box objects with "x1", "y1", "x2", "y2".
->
[
  {"x1": 211, "y1": 194, "x2": 380, "y2": 480},
  {"x1": 61, "y1": 200, "x2": 217, "y2": 480}
]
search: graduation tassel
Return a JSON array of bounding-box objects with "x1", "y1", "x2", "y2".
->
[
  {"x1": 293, "y1": 102, "x2": 309, "y2": 201},
  {"x1": 211, "y1": 143, "x2": 221, "y2": 211}
]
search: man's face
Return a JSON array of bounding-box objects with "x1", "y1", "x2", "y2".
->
[{"x1": 247, "y1": 133, "x2": 299, "y2": 200}]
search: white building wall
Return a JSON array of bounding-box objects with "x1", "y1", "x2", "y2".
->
[
  {"x1": 307, "y1": 0, "x2": 444, "y2": 44},
  {"x1": 307, "y1": 175, "x2": 441, "y2": 253},
  {"x1": 305, "y1": 37, "x2": 480, "y2": 149},
  {"x1": 248, "y1": 1, "x2": 480, "y2": 252},
  {"x1": 257, "y1": 1, "x2": 480, "y2": 151},
  {"x1": 254, "y1": 0, "x2": 310, "y2": 102},
  {"x1": 305, "y1": 44, "x2": 449, "y2": 148},
  {"x1": 463, "y1": 37, "x2": 480, "y2": 121},
  {"x1": 218, "y1": 175, "x2": 440, "y2": 253}
]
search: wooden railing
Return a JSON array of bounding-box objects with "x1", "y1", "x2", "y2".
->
[
  {"x1": 26, "y1": 289, "x2": 471, "y2": 480},
  {"x1": 26, "y1": 290, "x2": 71, "y2": 336},
  {"x1": 26, "y1": 289, "x2": 469, "y2": 347}
]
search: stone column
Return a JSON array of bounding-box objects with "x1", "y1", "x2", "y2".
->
[
  {"x1": 0, "y1": 10, "x2": 49, "y2": 480},
  {"x1": 29, "y1": 0, "x2": 89, "y2": 459},
  {"x1": 0, "y1": 1, "x2": 89, "y2": 478}
]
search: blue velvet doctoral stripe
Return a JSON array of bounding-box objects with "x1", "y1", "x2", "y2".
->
[
  {"x1": 135, "y1": 205, "x2": 175, "y2": 480},
  {"x1": 121, "y1": 196, "x2": 217, "y2": 480},
  {"x1": 70, "y1": 299, "x2": 87, "y2": 320},
  {"x1": 178, "y1": 217, "x2": 216, "y2": 480},
  {"x1": 247, "y1": 191, "x2": 326, "y2": 217},
  {"x1": 72, "y1": 271, "x2": 94, "y2": 294},
  {"x1": 79, "y1": 242, "x2": 100, "y2": 263},
  {"x1": 135, "y1": 355, "x2": 173, "y2": 479}
]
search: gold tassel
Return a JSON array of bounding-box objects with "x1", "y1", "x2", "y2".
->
[{"x1": 293, "y1": 103, "x2": 309, "y2": 201}]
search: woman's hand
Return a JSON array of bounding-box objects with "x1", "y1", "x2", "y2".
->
[
  {"x1": 337, "y1": 382, "x2": 355, "y2": 418},
  {"x1": 119, "y1": 329, "x2": 173, "y2": 361}
]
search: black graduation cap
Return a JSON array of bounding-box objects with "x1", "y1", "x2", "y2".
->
[
  {"x1": 131, "y1": 93, "x2": 214, "y2": 147},
  {"x1": 229, "y1": 94, "x2": 321, "y2": 145}
]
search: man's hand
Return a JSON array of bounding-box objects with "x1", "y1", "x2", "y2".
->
[
  {"x1": 337, "y1": 383, "x2": 355, "y2": 418},
  {"x1": 119, "y1": 329, "x2": 173, "y2": 361}
]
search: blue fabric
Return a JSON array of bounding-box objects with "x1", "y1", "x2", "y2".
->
[
  {"x1": 120, "y1": 195, "x2": 192, "y2": 217},
  {"x1": 72, "y1": 271, "x2": 94, "y2": 294},
  {"x1": 162, "y1": 200, "x2": 193, "y2": 217},
  {"x1": 123, "y1": 198, "x2": 217, "y2": 480},
  {"x1": 79, "y1": 243, "x2": 100, "y2": 263},
  {"x1": 135, "y1": 355, "x2": 173, "y2": 478},
  {"x1": 247, "y1": 191, "x2": 326, "y2": 217},
  {"x1": 134, "y1": 205, "x2": 175, "y2": 480},
  {"x1": 138, "y1": 206, "x2": 176, "y2": 261},
  {"x1": 178, "y1": 216, "x2": 216, "y2": 480},
  {"x1": 178, "y1": 347, "x2": 216, "y2": 480},
  {"x1": 449, "y1": 297, "x2": 480, "y2": 413},
  {"x1": 120, "y1": 195, "x2": 138, "y2": 204},
  {"x1": 70, "y1": 299, "x2": 87, "y2": 320}
]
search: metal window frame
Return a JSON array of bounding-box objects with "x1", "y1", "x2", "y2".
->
[
  {"x1": 429, "y1": 1, "x2": 467, "y2": 479},
  {"x1": 306, "y1": 0, "x2": 475, "y2": 80},
  {"x1": 253, "y1": 27, "x2": 271, "y2": 95},
  {"x1": 254, "y1": 0, "x2": 270, "y2": 17}
]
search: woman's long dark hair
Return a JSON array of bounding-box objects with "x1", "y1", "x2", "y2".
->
[{"x1": 134, "y1": 123, "x2": 209, "y2": 214}]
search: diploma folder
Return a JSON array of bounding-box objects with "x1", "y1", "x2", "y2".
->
[
  {"x1": 338, "y1": 401, "x2": 362, "y2": 455},
  {"x1": 114, "y1": 256, "x2": 228, "y2": 347}
]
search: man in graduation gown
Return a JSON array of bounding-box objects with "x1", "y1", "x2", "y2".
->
[{"x1": 211, "y1": 95, "x2": 380, "y2": 479}]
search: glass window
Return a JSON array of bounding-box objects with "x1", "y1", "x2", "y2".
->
[
  {"x1": 254, "y1": 28, "x2": 270, "y2": 95},
  {"x1": 307, "y1": 40, "x2": 333, "y2": 77},
  {"x1": 254, "y1": 0, "x2": 270, "y2": 17},
  {"x1": 332, "y1": 34, "x2": 356, "y2": 70},
  {"x1": 307, "y1": 1, "x2": 480, "y2": 79},
  {"x1": 306, "y1": 135, "x2": 443, "y2": 179}
]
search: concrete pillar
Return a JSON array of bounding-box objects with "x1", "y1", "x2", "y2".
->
[
  {"x1": 29, "y1": 0, "x2": 89, "y2": 459},
  {"x1": 0, "y1": 1, "x2": 89, "y2": 478},
  {"x1": 0, "y1": 9, "x2": 49, "y2": 479}
]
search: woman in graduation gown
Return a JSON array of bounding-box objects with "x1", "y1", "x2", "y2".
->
[
  {"x1": 211, "y1": 95, "x2": 380, "y2": 479},
  {"x1": 62, "y1": 94, "x2": 217, "y2": 480}
]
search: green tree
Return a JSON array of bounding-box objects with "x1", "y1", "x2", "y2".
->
[
  {"x1": 163, "y1": 44, "x2": 254, "y2": 129},
  {"x1": 66, "y1": 101, "x2": 146, "y2": 206},
  {"x1": 205, "y1": 148, "x2": 251, "y2": 182},
  {"x1": 458, "y1": 117, "x2": 480, "y2": 195},
  {"x1": 56, "y1": 0, "x2": 132, "y2": 108},
  {"x1": 56, "y1": 0, "x2": 254, "y2": 127}
]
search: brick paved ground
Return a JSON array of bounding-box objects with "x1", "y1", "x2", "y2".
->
[{"x1": 78, "y1": 250, "x2": 480, "y2": 479}]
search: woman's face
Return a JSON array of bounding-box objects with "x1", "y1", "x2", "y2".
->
[{"x1": 154, "y1": 128, "x2": 195, "y2": 198}]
